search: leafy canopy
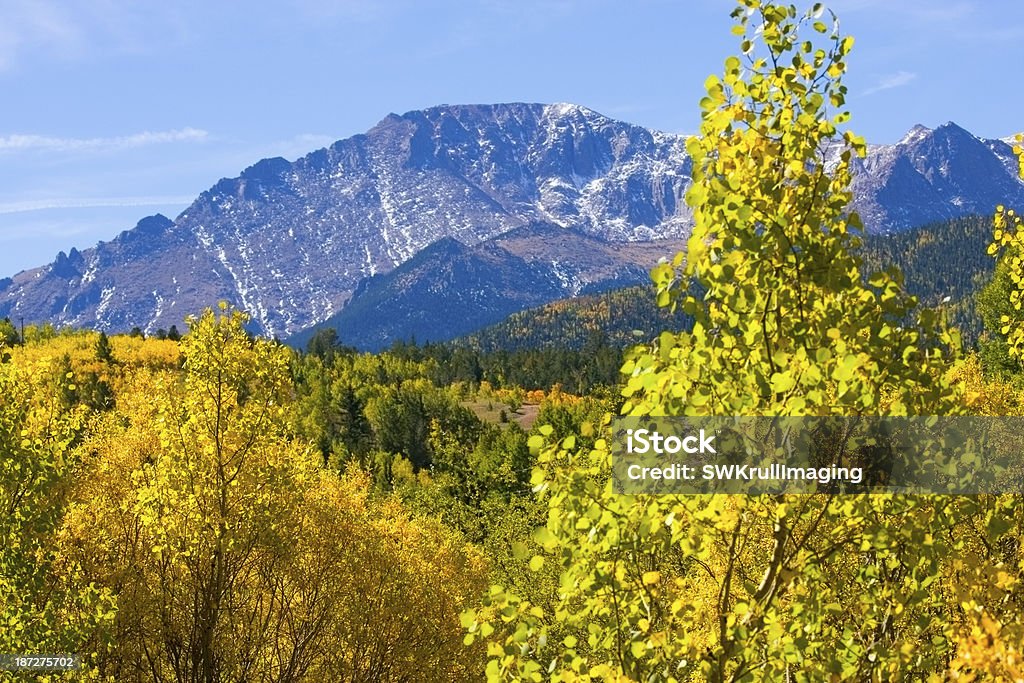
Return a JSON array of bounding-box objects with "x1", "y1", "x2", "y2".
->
[
  {"x1": 467, "y1": 3, "x2": 993, "y2": 682},
  {"x1": 632, "y1": 0, "x2": 961, "y2": 418}
]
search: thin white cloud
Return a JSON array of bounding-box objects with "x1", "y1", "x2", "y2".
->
[
  {"x1": 863, "y1": 71, "x2": 917, "y2": 96},
  {"x1": 0, "y1": 128, "x2": 209, "y2": 153},
  {"x1": 0, "y1": 196, "x2": 194, "y2": 215},
  {"x1": 0, "y1": 0, "x2": 78, "y2": 69},
  {"x1": 0, "y1": 0, "x2": 190, "y2": 71}
]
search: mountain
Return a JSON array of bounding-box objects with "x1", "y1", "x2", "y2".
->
[
  {"x1": 0, "y1": 214, "x2": 237, "y2": 332},
  {"x1": 851, "y1": 122, "x2": 1024, "y2": 230},
  {"x1": 289, "y1": 222, "x2": 684, "y2": 351},
  {"x1": 1, "y1": 104, "x2": 1022, "y2": 341},
  {"x1": 0, "y1": 103, "x2": 691, "y2": 337}
]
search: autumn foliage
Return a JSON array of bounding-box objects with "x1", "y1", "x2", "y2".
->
[
  {"x1": 2, "y1": 2, "x2": 1024, "y2": 682},
  {"x1": 1, "y1": 309, "x2": 488, "y2": 682}
]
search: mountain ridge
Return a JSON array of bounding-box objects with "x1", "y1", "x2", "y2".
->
[
  {"x1": 288, "y1": 221, "x2": 685, "y2": 351},
  {"x1": 445, "y1": 214, "x2": 995, "y2": 356},
  {"x1": 2, "y1": 103, "x2": 1022, "y2": 342}
]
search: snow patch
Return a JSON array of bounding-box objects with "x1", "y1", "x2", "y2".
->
[
  {"x1": 899, "y1": 125, "x2": 932, "y2": 146},
  {"x1": 550, "y1": 260, "x2": 582, "y2": 295},
  {"x1": 95, "y1": 286, "x2": 116, "y2": 319}
]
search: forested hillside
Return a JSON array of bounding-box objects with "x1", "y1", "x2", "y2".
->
[
  {"x1": 289, "y1": 224, "x2": 683, "y2": 352},
  {"x1": 860, "y1": 214, "x2": 994, "y2": 343},
  {"x1": 455, "y1": 214, "x2": 994, "y2": 354},
  {"x1": 458, "y1": 286, "x2": 679, "y2": 352},
  {"x1": 0, "y1": 312, "x2": 616, "y2": 680}
]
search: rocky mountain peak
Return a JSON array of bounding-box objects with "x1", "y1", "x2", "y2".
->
[{"x1": 899, "y1": 124, "x2": 932, "y2": 145}]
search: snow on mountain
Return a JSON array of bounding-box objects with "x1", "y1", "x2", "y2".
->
[
  {"x1": 851, "y1": 121, "x2": 1024, "y2": 230},
  {"x1": 1, "y1": 104, "x2": 1022, "y2": 337}
]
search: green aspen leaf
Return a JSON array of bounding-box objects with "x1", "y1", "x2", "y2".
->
[
  {"x1": 533, "y1": 527, "x2": 556, "y2": 548},
  {"x1": 686, "y1": 184, "x2": 708, "y2": 207},
  {"x1": 771, "y1": 372, "x2": 796, "y2": 393}
]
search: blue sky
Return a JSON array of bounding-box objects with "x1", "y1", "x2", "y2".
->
[{"x1": 1, "y1": 0, "x2": 1022, "y2": 277}]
